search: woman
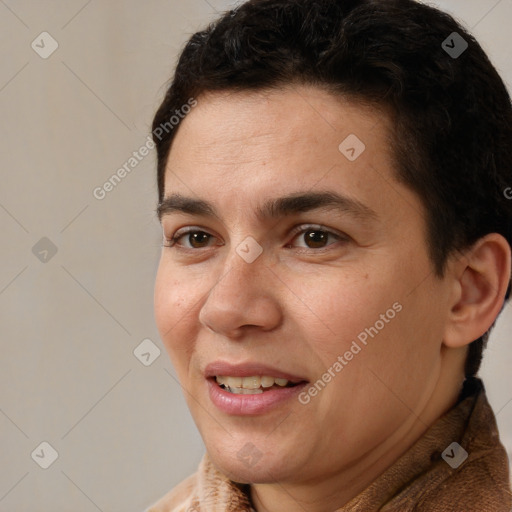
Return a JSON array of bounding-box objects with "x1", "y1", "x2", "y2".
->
[{"x1": 146, "y1": 0, "x2": 512, "y2": 510}]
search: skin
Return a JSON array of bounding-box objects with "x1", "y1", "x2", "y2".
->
[{"x1": 154, "y1": 85, "x2": 511, "y2": 512}]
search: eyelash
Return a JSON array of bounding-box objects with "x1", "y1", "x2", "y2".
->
[{"x1": 163, "y1": 224, "x2": 348, "y2": 252}]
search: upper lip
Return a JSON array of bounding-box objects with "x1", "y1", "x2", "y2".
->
[{"x1": 204, "y1": 361, "x2": 308, "y2": 383}]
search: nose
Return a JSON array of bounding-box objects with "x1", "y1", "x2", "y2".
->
[{"x1": 198, "y1": 249, "x2": 283, "y2": 338}]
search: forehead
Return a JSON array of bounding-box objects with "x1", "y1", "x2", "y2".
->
[
  {"x1": 168, "y1": 86, "x2": 388, "y2": 162},
  {"x1": 162, "y1": 86, "x2": 420, "y2": 227}
]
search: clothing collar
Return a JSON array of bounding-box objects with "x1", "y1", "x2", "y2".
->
[{"x1": 148, "y1": 377, "x2": 511, "y2": 511}]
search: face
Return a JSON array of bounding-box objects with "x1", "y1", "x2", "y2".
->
[{"x1": 154, "y1": 86, "x2": 454, "y2": 486}]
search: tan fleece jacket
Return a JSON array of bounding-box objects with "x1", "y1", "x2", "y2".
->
[{"x1": 146, "y1": 377, "x2": 512, "y2": 511}]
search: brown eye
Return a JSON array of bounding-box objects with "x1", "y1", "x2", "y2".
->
[
  {"x1": 187, "y1": 231, "x2": 211, "y2": 248},
  {"x1": 288, "y1": 225, "x2": 346, "y2": 250},
  {"x1": 168, "y1": 230, "x2": 215, "y2": 249},
  {"x1": 304, "y1": 230, "x2": 329, "y2": 248}
]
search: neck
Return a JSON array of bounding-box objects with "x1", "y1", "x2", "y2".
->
[{"x1": 250, "y1": 347, "x2": 466, "y2": 512}]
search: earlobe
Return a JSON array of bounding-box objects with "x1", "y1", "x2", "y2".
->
[{"x1": 443, "y1": 233, "x2": 511, "y2": 349}]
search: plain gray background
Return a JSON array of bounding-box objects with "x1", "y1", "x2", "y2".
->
[{"x1": 0, "y1": 1, "x2": 511, "y2": 510}]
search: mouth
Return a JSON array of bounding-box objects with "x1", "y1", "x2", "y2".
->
[
  {"x1": 213, "y1": 375, "x2": 303, "y2": 395},
  {"x1": 205, "y1": 362, "x2": 309, "y2": 414}
]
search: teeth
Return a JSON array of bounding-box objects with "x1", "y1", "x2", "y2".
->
[
  {"x1": 242, "y1": 376, "x2": 261, "y2": 389},
  {"x1": 260, "y1": 376, "x2": 274, "y2": 388},
  {"x1": 217, "y1": 376, "x2": 241, "y2": 388},
  {"x1": 215, "y1": 375, "x2": 291, "y2": 392}
]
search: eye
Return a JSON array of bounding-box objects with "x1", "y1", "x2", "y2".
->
[
  {"x1": 288, "y1": 225, "x2": 347, "y2": 250},
  {"x1": 164, "y1": 229, "x2": 217, "y2": 249},
  {"x1": 163, "y1": 225, "x2": 348, "y2": 252}
]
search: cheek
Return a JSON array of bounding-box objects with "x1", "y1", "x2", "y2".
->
[
  {"x1": 289, "y1": 269, "x2": 396, "y2": 362},
  {"x1": 153, "y1": 260, "x2": 200, "y2": 355},
  {"x1": 293, "y1": 259, "x2": 437, "y2": 398}
]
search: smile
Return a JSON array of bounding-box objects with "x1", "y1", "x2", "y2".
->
[
  {"x1": 215, "y1": 375, "x2": 299, "y2": 394},
  {"x1": 204, "y1": 361, "x2": 308, "y2": 414}
]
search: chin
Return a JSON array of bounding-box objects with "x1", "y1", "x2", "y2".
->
[
  {"x1": 205, "y1": 440, "x2": 297, "y2": 484},
  {"x1": 211, "y1": 456, "x2": 287, "y2": 485}
]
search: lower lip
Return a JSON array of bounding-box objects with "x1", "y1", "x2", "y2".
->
[{"x1": 207, "y1": 379, "x2": 308, "y2": 415}]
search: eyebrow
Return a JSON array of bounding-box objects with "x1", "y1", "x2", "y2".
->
[{"x1": 156, "y1": 191, "x2": 378, "y2": 223}]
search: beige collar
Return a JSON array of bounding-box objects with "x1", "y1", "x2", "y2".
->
[{"x1": 147, "y1": 378, "x2": 512, "y2": 512}]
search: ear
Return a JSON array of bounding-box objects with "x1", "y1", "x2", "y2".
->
[{"x1": 443, "y1": 233, "x2": 511, "y2": 349}]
